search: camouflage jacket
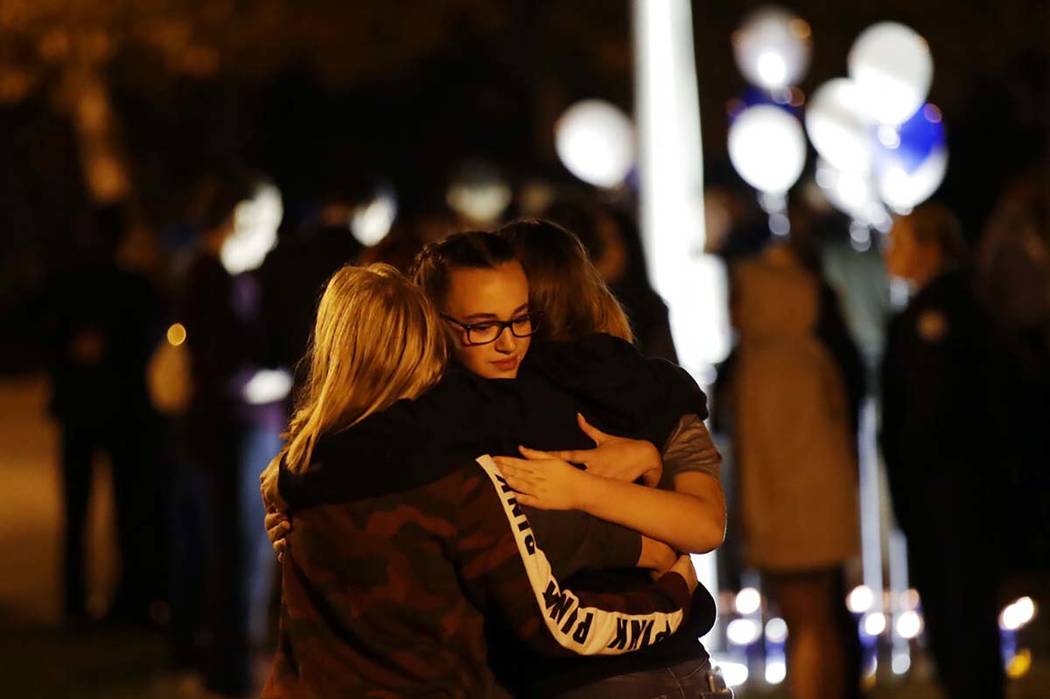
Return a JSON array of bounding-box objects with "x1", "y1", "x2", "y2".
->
[{"x1": 264, "y1": 454, "x2": 692, "y2": 698}]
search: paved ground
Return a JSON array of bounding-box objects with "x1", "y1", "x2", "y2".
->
[{"x1": 2, "y1": 375, "x2": 1046, "y2": 698}]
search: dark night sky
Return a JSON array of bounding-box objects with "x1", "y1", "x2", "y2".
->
[{"x1": 0, "y1": 0, "x2": 1047, "y2": 368}]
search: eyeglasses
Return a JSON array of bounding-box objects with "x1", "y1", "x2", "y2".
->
[{"x1": 441, "y1": 312, "x2": 543, "y2": 346}]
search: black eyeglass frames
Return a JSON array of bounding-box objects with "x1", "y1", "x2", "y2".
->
[{"x1": 440, "y1": 311, "x2": 543, "y2": 346}]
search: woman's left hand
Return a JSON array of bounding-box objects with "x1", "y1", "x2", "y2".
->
[
  {"x1": 492, "y1": 447, "x2": 592, "y2": 511},
  {"x1": 539, "y1": 413, "x2": 663, "y2": 487}
]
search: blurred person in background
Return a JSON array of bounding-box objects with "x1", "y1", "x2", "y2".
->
[
  {"x1": 881, "y1": 203, "x2": 1004, "y2": 699},
  {"x1": 723, "y1": 208, "x2": 863, "y2": 699},
  {"x1": 976, "y1": 171, "x2": 1050, "y2": 571},
  {"x1": 542, "y1": 198, "x2": 679, "y2": 363},
  {"x1": 358, "y1": 195, "x2": 457, "y2": 272},
  {"x1": 45, "y1": 203, "x2": 165, "y2": 627},
  {"x1": 258, "y1": 181, "x2": 365, "y2": 390},
  {"x1": 181, "y1": 172, "x2": 282, "y2": 697}
]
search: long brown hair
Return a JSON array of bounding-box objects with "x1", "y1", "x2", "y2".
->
[
  {"x1": 279, "y1": 263, "x2": 447, "y2": 473},
  {"x1": 498, "y1": 218, "x2": 634, "y2": 342},
  {"x1": 408, "y1": 230, "x2": 517, "y2": 307}
]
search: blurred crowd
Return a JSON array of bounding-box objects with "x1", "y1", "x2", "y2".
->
[{"x1": 40, "y1": 161, "x2": 1050, "y2": 698}]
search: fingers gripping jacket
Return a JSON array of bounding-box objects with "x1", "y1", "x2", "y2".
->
[{"x1": 476, "y1": 455, "x2": 687, "y2": 655}]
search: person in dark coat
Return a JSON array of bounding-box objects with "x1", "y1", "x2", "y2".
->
[
  {"x1": 881, "y1": 203, "x2": 1004, "y2": 699},
  {"x1": 257, "y1": 194, "x2": 362, "y2": 387},
  {"x1": 46, "y1": 204, "x2": 163, "y2": 625},
  {"x1": 181, "y1": 174, "x2": 282, "y2": 697}
]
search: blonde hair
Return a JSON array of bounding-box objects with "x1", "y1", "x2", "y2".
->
[
  {"x1": 280, "y1": 263, "x2": 447, "y2": 474},
  {"x1": 499, "y1": 218, "x2": 634, "y2": 343}
]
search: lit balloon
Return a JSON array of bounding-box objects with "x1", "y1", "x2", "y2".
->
[
  {"x1": 876, "y1": 146, "x2": 948, "y2": 213},
  {"x1": 728, "y1": 104, "x2": 806, "y2": 194},
  {"x1": 874, "y1": 103, "x2": 946, "y2": 174},
  {"x1": 737, "y1": 86, "x2": 803, "y2": 117},
  {"x1": 351, "y1": 187, "x2": 397, "y2": 246},
  {"x1": 815, "y1": 159, "x2": 890, "y2": 228},
  {"x1": 805, "y1": 78, "x2": 875, "y2": 174},
  {"x1": 555, "y1": 100, "x2": 635, "y2": 188},
  {"x1": 446, "y1": 160, "x2": 512, "y2": 225},
  {"x1": 849, "y1": 22, "x2": 933, "y2": 125},
  {"x1": 221, "y1": 182, "x2": 283, "y2": 274},
  {"x1": 732, "y1": 6, "x2": 812, "y2": 90},
  {"x1": 243, "y1": 368, "x2": 293, "y2": 405}
]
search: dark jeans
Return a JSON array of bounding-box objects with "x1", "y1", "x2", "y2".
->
[
  {"x1": 554, "y1": 659, "x2": 733, "y2": 699},
  {"x1": 59, "y1": 418, "x2": 161, "y2": 621},
  {"x1": 168, "y1": 442, "x2": 209, "y2": 667},
  {"x1": 202, "y1": 422, "x2": 281, "y2": 697},
  {"x1": 908, "y1": 517, "x2": 1003, "y2": 699}
]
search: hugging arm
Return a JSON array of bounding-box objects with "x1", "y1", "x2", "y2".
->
[
  {"x1": 519, "y1": 508, "x2": 649, "y2": 578},
  {"x1": 455, "y1": 457, "x2": 696, "y2": 657},
  {"x1": 502, "y1": 414, "x2": 726, "y2": 555}
]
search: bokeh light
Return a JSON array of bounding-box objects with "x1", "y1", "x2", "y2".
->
[
  {"x1": 1000, "y1": 596, "x2": 1037, "y2": 631},
  {"x1": 220, "y1": 182, "x2": 283, "y2": 275},
  {"x1": 765, "y1": 659, "x2": 787, "y2": 685},
  {"x1": 727, "y1": 618, "x2": 762, "y2": 646},
  {"x1": 718, "y1": 659, "x2": 750, "y2": 688},
  {"x1": 735, "y1": 587, "x2": 762, "y2": 615},
  {"x1": 847, "y1": 585, "x2": 875, "y2": 614},
  {"x1": 446, "y1": 160, "x2": 512, "y2": 225},
  {"x1": 732, "y1": 6, "x2": 812, "y2": 90},
  {"x1": 805, "y1": 78, "x2": 874, "y2": 174},
  {"x1": 1007, "y1": 648, "x2": 1033, "y2": 679},
  {"x1": 555, "y1": 100, "x2": 635, "y2": 189},
  {"x1": 351, "y1": 188, "x2": 397, "y2": 247},
  {"x1": 242, "y1": 368, "x2": 293, "y2": 406},
  {"x1": 166, "y1": 323, "x2": 187, "y2": 347},
  {"x1": 896, "y1": 610, "x2": 923, "y2": 639},
  {"x1": 848, "y1": 22, "x2": 933, "y2": 125},
  {"x1": 876, "y1": 146, "x2": 948, "y2": 213},
  {"x1": 765, "y1": 617, "x2": 789, "y2": 644},
  {"x1": 728, "y1": 104, "x2": 806, "y2": 194},
  {"x1": 814, "y1": 159, "x2": 890, "y2": 228},
  {"x1": 862, "y1": 611, "x2": 887, "y2": 636}
]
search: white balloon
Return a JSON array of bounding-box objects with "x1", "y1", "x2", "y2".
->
[
  {"x1": 814, "y1": 159, "x2": 890, "y2": 228},
  {"x1": 220, "y1": 182, "x2": 282, "y2": 274},
  {"x1": 876, "y1": 145, "x2": 948, "y2": 212},
  {"x1": 555, "y1": 100, "x2": 635, "y2": 188},
  {"x1": 849, "y1": 22, "x2": 933, "y2": 125},
  {"x1": 447, "y1": 163, "x2": 512, "y2": 225},
  {"x1": 805, "y1": 78, "x2": 875, "y2": 174},
  {"x1": 729, "y1": 105, "x2": 806, "y2": 195},
  {"x1": 733, "y1": 6, "x2": 812, "y2": 90},
  {"x1": 351, "y1": 188, "x2": 397, "y2": 247},
  {"x1": 243, "y1": 368, "x2": 293, "y2": 405}
]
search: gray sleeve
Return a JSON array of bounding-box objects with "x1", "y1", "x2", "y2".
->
[
  {"x1": 658, "y1": 414, "x2": 723, "y2": 490},
  {"x1": 522, "y1": 506, "x2": 642, "y2": 579}
]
